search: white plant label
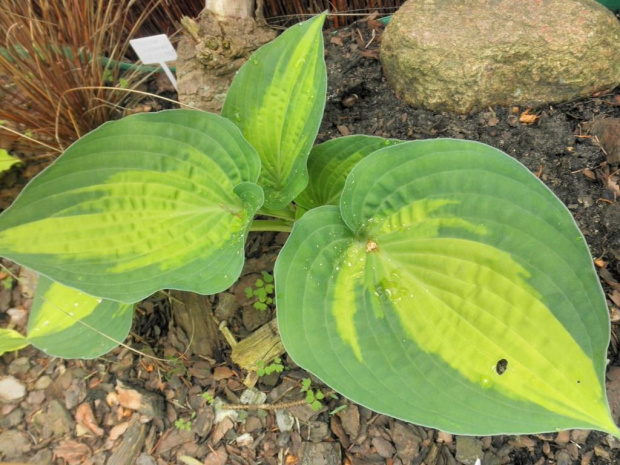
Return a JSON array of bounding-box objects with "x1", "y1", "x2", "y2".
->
[{"x1": 129, "y1": 34, "x2": 178, "y2": 90}]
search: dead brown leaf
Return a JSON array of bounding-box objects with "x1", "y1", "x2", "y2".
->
[
  {"x1": 75, "y1": 402, "x2": 104, "y2": 436},
  {"x1": 594, "y1": 258, "x2": 607, "y2": 268},
  {"x1": 600, "y1": 268, "x2": 620, "y2": 292},
  {"x1": 519, "y1": 109, "x2": 539, "y2": 125},
  {"x1": 330, "y1": 36, "x2": 344, "y2": 46},
  {"x1": 583, "y1": 168, "x2": 596, "y2": 180},
  {"x1": 595, "y1": 165, "x2": 619, "y2": 200},
  {"x1": 104, "y1": 420, "x2": 131, "y2": 449},
  {"x1": 117, "y1": 387, "x2": 143, "y2": 411},
  {"x1": 359, "y1": 49, "x2": 380, "y2": 60},
  {"x1": 54, "y1": 440, "x2": 92, "y2": 464},
  {"x1": 534, "y1": 164, "x2": 543, "y2": 179},
  {"x1": 368, "y1": 19, "x2": 384, "y2": 31},
  {"x1": 487, "y1": 117, "x2": 500, "y2": 127},
  {"x1": 590, "y1": 117, "x2": 620, "y2": 164},
  {"x1": 109, "y1": 421, "x2": 131, "y2": 440}
]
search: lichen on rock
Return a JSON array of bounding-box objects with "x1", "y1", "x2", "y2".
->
[{"x1": 380, "y1": 0, "x2": 620, "y2": 114}]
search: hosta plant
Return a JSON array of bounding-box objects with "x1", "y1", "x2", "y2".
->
[{"x1": 0, "y1": 14, "x2": 618, "y2": 437}]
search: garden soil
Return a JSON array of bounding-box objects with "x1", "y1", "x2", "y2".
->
[{"x1": 2, "y1": 15, "x2": 620, "y2": 465}]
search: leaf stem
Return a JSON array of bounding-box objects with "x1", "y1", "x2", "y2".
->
[
  {"x1": 249, "y1": 220, "x2": 293, "y2": 233},
  {"x1": 257, "y1": 206, "x2": 296, "y2": 221}
]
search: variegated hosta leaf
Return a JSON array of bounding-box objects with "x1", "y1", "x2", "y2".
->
[
  {"x1": 222, "y1": 14, "x2": 327, "y2": 210},
  {"x1": 0, "y1": 328, "x2": 29, "y2": 355},
  {"x1": 276, "y1": 139, "x2": 619, "y2": 436},
  {"x1": 28, "y1": 276, "x2": 133, "y2": 359},
  {"x1": 295, "y1": 135, "x2": 402, "y2": 210},
  {"x1": 0, "y1": 110, "x2": 263, "y2": 302}
]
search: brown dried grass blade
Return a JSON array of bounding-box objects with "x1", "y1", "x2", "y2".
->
[{"x1": 0, "y1": 0, "x2": 160, "y2": 157}]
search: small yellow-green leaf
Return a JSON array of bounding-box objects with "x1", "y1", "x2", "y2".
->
[
  {"x1": 27, "y1": 276, "x2": 133, "y2": 359},
  {"x1": 222, "y1": 14, "x2": 327, "y2": 209},
  {"x1": 0, "y1": 149, "x2": 20, "y2": 174},
  {"x1": 0, "y1": 328, "x2": 29, "y2": 355}
]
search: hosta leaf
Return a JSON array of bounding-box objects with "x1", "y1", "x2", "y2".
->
[
  {"x1": 0, "y1": 149, "x2": 20, "y2": 174},
  {"x1": 28, "y1": 276, "x2": 133, "y2": 359},
  {"x1": 0, "y1": 110, "x2": 263, "y2": 302},
  {"x1": 222, "y1": 14, "x2": 327, "y2": 209},
  {"x1": 295, "y1": 135, "x2": 402, "y2": 210},
  {"x1": 0, "y1": 328, "x2": 28, "y2": 355},
  {"x1": 276, "y1": 139, "x2": 618, "y2": 436}
]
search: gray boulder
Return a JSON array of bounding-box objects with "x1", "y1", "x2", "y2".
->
[{"x1": 380, "y1": 0, "x2": 620, "y2": 114}]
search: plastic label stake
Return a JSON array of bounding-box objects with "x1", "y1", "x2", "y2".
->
[{"x1": 129, "y1": 34, "x2": 178, "y2": 90}]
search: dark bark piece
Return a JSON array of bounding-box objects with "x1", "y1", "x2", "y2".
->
[
  {"x1": 107, "y1": 414, "x2": 149, "y2": 465},
  {"x1": 337, "y1": 404, "x2": 361, "y2": 439},
  {"x1": 299, "y1": 442, "x2": 342, "y2": 465},
  {"x1": 170, "y1": 291, "x2": 220, "y2": 358},
  {"x1": 390, "y1": 422, "x2": 422, "y2": 462},
  {"x1": 591, "y1": 117, "x2": 620, "y2": 164},
  {"x1": 116, "y1": 380, "x2": 164, "y2": 420}
]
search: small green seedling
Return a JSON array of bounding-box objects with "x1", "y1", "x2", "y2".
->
[
  {"x1": 301, "y1": 378, "x2": 325, "y2": 411},
  {"x1": 256, "y1": 357, "x2": 284, "y2": 377},
  {"x1": 0, "y1": 13, "x2": 618, "y2": 438},
  {"x1": 174, "y1": 412, "x2": 195, "y2": 431},
  {"x1": 244, "y1": 271, "x2": 275, "y2": 311},
  {"x1": 201, "y1": 392, "x2": 214, "y2": 405}
]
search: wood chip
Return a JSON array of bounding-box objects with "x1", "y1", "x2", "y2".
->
[
  {"x1": 337, "y1": 125, "x2": 350, "y2": 136},
  {"x1": 107, "y1": 414, "x2": 148, "y2": 465},
  {"x1": 437, "y1": 431, "x2": 453, "y2": 444},
  {"x1": 555, "y1": 430, "x2": 570, "y2": 445},
  {"x1": 213, "y1": 366, "x2": 235, "y2": 381},
  {"x1": 53, "y1": 440, "x2": 92, "y2": 465},
  {"x1": 330, "y1": 37, "x2": 344, "y2": 46},
  {"x1": 582, "y1": 168, "x2": 596, "y2": 180}
]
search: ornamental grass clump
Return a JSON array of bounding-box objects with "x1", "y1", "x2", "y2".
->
[
  {"x1": 0, "y1": 14, "x2": 618, "y2": 437},
  {"x1": 0, "y1": 0, "x2": 157, "y2": 156}
]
